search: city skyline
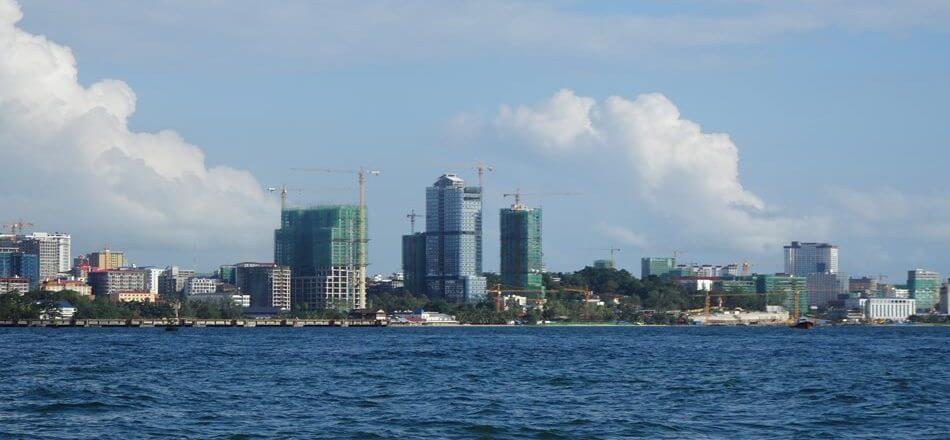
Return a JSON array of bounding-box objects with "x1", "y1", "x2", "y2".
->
[{"x1": 4, "y1": 1, "x2": 950, "y2": 279}]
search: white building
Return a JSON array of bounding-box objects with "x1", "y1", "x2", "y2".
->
[
  {"x1": 189, "y1": 292, "x2": 251, "y2": 308},
  {"x1": 863, "y1": 298, "x2": 916, "y2": 322},
  {"x1": 184, "y1": 277, "x2": 217, "y2": 296},
  {"x1": 141, "y1": 267, "x2": 164, "y2": 295},
  {"x1": 20, "y1": 232, "x2": 71, "y2": 279},
  {"x1": 784, "y1": 241, "x2": 838, "y2": 276}
]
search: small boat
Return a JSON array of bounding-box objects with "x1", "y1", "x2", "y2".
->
[
  {"x1": 791, "y1": 320, "x2": 814, "y2": 329},
  {"x1": 165, "y1": 325, "x2": 179, "y2": 332}
]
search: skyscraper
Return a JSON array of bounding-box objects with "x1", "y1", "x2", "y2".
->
[
  {"x1": 783, "y1": 241, "x2": 838, "y2": 276},
  {"x1": 275, "y1": 205, "x2": 366, "y2": 311},
  {"x1": 500, "y1": 204, "x2": 543, "y2": 296},
  {"x1": 402, "y1": 233, "x2": 427, "y2": 296},
  {"x1": 784, "y1": 241, "x2": 845, "y2": 308},
  {"x1": 425, "y1": 174, "x2": 486, "y2": 302},
  {"x1": 908, "y1": 269, "x2": 940, "y2": 312},
  {"x1": 0, "y1": 250, "x2": 39, "y2": 289}
]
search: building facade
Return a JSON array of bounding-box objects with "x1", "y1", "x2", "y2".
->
[
  {"x1": 88, "y1": 269, "x2": 147, "y2": 298},
  {"x1": 908, "y1": 269, "x2": 940, "y2": 312},
  {"x1": 863, "y1": 298, "x2": 916, "y2": 322},
  {"x1": 0, "y1": 277, "x2": 29, "y2": 294},
  {"x1": 87, "y1": 249, "x2": 126, "y2": 270},
  {"x1": 425, "y1": 174, "x2": 485, "y2": 303},
  {"x1": 940, "y1": 283, "x2": 949, "y2": 315},
  {"x1": 234, "y1": 263, "x2": 291, "y2": 312},
  {"x1": 806, "y1": 272, "x2": 850, "y2": 308},
  {"x1": 401, "y1": 233, "x2": 427, "y2": 296},
  {"x1": 500, "y1": 205, "x2": 543, "y2": 297},
  {"x1": 275, "y1": 205, "x2": 365, "y2": 311},
  {"x1": 184, "y1": 277, "x2": 218, "y2": 296},
  {"x1": 19, "y1": 232, "x2": 71, "y2": 279},
  {"x1": 783, "y1": 242, "x2": 838, "y2": 276},
  {"x1": 0, "y1": 251, "x2": 39, "y2": 289},
  {"x1": 158, "y1": 266, "x2": 196, "y2": 299},
  {"x1": 41, "y1": 279, "x2": 93, "y2": 297},
  {"x1": 641, "y1": 257, "x2": 676, "y2": 278}
]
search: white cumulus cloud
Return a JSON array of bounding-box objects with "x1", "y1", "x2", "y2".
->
[
  {"x1": 494, "y1": 89, "x2": 824, "y2": 253},
  {"x1": 0, "y1": 0, "x2": 276, "y2": 263}
]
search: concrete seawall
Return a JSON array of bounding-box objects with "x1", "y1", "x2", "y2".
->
[{"x1": 0, "y1": 318, "x2": 388, "y2": 328}]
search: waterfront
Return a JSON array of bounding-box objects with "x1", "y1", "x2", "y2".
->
[{"x1": 1, "y1": 326, "x2": 948, "y2": 439}]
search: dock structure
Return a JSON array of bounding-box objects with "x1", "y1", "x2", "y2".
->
[{"x1": 0, "y1": 318, "x2": 387, "y2": 328}]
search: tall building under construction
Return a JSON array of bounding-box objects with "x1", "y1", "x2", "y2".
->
[
  {"x1": 275, "y1": 205, "x2": 366, "y2": 311},
  {"x1": 500, "y1": 204, "x2": 544, "y2": 298}
]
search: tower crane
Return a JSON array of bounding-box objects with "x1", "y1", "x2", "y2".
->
[
  {"x1": 290, "y1": 167, "x2": 381, "y2": 309},
  {"x1": 406, "y1": 209, "x2": 425, "y2": 234},
  {"x1": 266, "y1": 185, "x2": 309, "y2": 212},
  {"x1": 502, "y1": 189, "x2": 578, "y2": 209},
  {"x1": 3, "y1": 219, "x2": 33, "y2": 240},
  {"x1": 434, "y1": 161, "x2": 494, "y2": 187}
]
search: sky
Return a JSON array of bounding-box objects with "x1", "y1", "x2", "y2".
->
[{"x1": 2, "y1": 0, "x2": 950, "y2": 280}]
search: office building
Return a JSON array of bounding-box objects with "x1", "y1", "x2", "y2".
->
[
  {"x1": 425, "y1": 174, "x2": 485, "y2": 302},
  {"x1": 908, "y1": 269, "x2": 940, "y2": 312},
  {"x1": 218, "y1": 265, "x2": 236, "y2": 285},
  {"x1": 757, "y1": 273, "x2": 808, "y2": 315},
  {"x1": 276, "y1": 205, "x2": 365, "y2": 311},
  {"x1": 87, "y1": 249, "x2": 126, "y2": 270},
  {"x1": 110, "y1": 291, "x2": 157, "y2": 303},
  {"x1": 88, "y1": 268, "x2": 147, "y2": 298},
  {"x1": 783, "y1": 241, "x2": 838, "y2": 276},
  {"x1": 0, "y1": 250, "x2": 40, "y2": 289},
  {"x1": 16, "y1": 232, "x2": 71, "y2": 279},
  {"x1": 402, "y1": 233, "x2": 427, "y2": 296},
  {"x1": 849, "y1": 277, "x2": 879, "y2": 296},
  {"x1": 234, "y1": 263, "x2": 291, "y2": 312},
  {"x1": 500, "y1": 204, "x2": 543, "y2": 297}
]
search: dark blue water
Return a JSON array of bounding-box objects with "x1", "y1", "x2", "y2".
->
[{"x1": 1, "y1": 326, "x2": 947, "y2": 439}]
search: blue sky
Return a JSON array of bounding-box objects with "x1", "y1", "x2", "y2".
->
[{"x1": 5, "y1": 0, "x2": 950, "y2": 280}]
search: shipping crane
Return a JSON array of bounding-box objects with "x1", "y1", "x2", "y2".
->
[{"x1": 290, "y1": 167, "x2": 381, "y2": 309}]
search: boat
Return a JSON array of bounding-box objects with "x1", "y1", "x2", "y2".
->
[
  {"x1": 791, "y1": 319, "x2": 814, "y2": 329},
  {"x1": 165, "y1": 325, "x2": 179, "y2": 332}
]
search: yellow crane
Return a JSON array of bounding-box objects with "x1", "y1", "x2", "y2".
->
[{"x1": 290, "y1": 167, "x2": 381, "y2": 310}]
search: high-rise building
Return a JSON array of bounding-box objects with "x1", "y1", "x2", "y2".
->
[
  {"x1": 18, "y1": 232, "x2": 71, "y2": 280},
  {"x1": 218, "y1": 264, "x2": 236, "y2": 285},
  {"x1": 401, "y1": 233, "x2": 427, "y2": 296},
  {"x1": 0, "y1": 251, "x2": 39, "y2": 289},
  {"x1": 88, "y1": 268, "x2": 147, "y2": 298},
  {"x1": 158, "y1": 266, "x2": 196, "y2": 299},
  {"x1": 87, "y1": 249, "x2": 126, "y2": 270},
  {"x1": 275, "y1": 206, "x2": 365, "y2": 311},
  {"x1": 783, "y1": 241, "x2": 838, "y2": 276},
  {"x1": 806, "y1": 272, "x2": 850, "y2": 307},
  {"x1": 908, "y1": 269, "x2": 940, "y2": 313},
  {"x1": 140, "y1": 267, "x2": 164, "y2": 295},
  {"x1": 939, "y1": 282, "x2": 949, "y2": 315},
  {"x1": 641, "y1": 257, "x2": 676, "y2": 278},
  {"x1": 757, "y1": 273, "x2": 808, "y2": 316},
  {"x1": 425, "y1": 174, "x2": 485, "y2": 303},
  {"x1": 500, "y1": 204, "x2": 543, "y2": 297},
  {"x1": 234, "y1": 262, "x2": 291, "y2": 312}
]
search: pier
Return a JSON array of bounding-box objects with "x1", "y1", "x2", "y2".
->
[{"x1": 0, "y1": 318, "x2": 388, "y2": 328}]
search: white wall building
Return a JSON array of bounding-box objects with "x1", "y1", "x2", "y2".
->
[
  {"x1": 20, "y1": 232, "x2": 71, "y2": 279},
  {"x1": 863, "y1": 298, "x2": 916, "y2": 322},
  {"x1": 141, "y1": 267, "x2": 164, "y2": 295},
  {"x1": 184, "y1": 277, "x2": 217, "y2": 296},
  {"x1": 189, "y1": 293, "x2": 250, "y2": 308}
]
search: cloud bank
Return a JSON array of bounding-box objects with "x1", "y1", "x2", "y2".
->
[
  {"x1": 495, "y1": 89, "x2": 824, "y2": 253},
  {"x1": 0, "y1": 0, "x2": 276, "y2": 262}
]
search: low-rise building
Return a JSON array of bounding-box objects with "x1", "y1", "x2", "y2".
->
[
  {"x1": 41, "y1": 279, "x2": 93, "y2": 297},
  {"x1": 863, "y1": 298, "x2": 916, "y2": 322},
  {"x1": 392, "y1": 309, "x2": 459, "y2": 325},
  {"x1": 189, "y1": 292, "x2": 251, "y2": 308},
  {"x1": 110, "y1": 291, "x2": 158, "y2": 303},
  {"x1": 40, "y1": 300, "x2": 76, "y2": 320},
  {"x1": 0, "y1": 277, "x2": 30, "y2": 294}
]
